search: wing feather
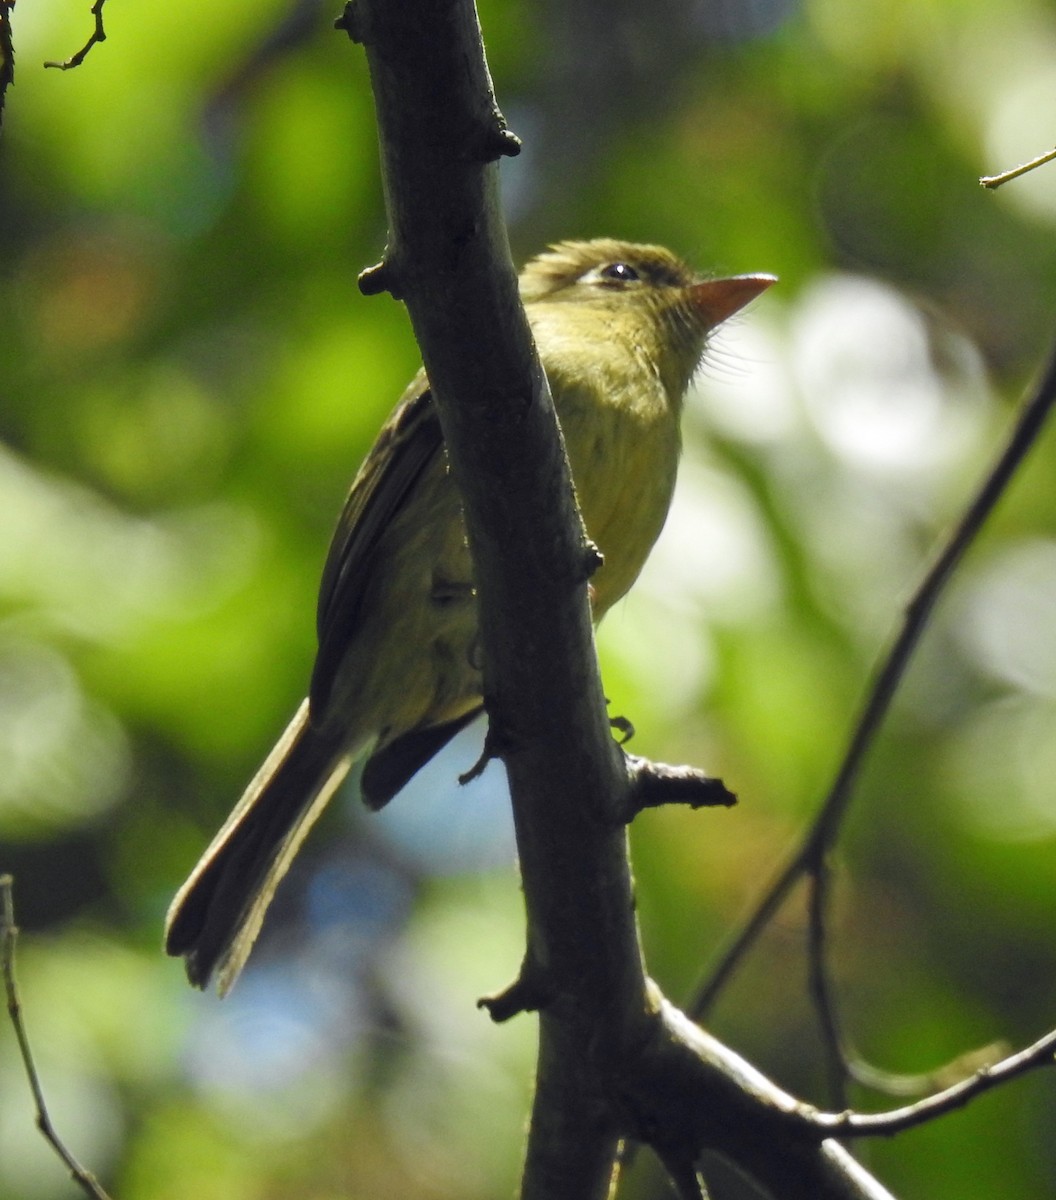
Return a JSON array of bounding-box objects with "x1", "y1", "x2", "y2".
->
[{"x1": 311, "y1": 375, "x2": 443, "y2": 712}]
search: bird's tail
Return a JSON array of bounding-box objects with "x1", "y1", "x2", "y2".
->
[{"x1": 164, "y1": 699, "x2": 353, "y2": 995}]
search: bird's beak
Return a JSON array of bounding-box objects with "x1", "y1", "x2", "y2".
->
[{"x1": 688, "y1": 274, "x2": 777, "y2": 327}]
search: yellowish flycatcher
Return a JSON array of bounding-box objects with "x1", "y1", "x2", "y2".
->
[{"x1": 165, "y1": 239, "x2": 774, "y2": 992}]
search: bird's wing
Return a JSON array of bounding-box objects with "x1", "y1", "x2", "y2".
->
[{"x1": 310, "y1": 373, "x2": 444, "y2": 712}]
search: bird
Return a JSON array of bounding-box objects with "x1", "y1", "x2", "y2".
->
[{"x1": 165, "y1": 239, "x2": 774, "y2": 994}]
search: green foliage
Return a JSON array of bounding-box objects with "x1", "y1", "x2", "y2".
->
[{"x1": 3, "y1": 1, "x2": 1056, "y2": 1197}]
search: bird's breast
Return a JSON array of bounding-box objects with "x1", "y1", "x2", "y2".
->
[{"x1": 553, "y1": 370, "x2": 681, "y2": 619}]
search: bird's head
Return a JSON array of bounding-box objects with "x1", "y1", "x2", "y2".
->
[{"x1": 520, "y1": 239, "x2": 775, "y2": 397}]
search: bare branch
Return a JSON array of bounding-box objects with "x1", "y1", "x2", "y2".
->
[
  {"x1": 478, "y1": 957, "x2": 554, "y2": 1023},
  {"x1": 625, "y1": 998, "x2": 1056, "y2": 1187},
  {"x1": 806, "y1": 852, "x2": 1011, "y2": 1103},
  {"x1": 980, "y1": 147, "x2": 1056, "y2": 189},
  {"x1": 806, "y1": 856, "x2": 849, "y2": 1107},
  {"x1": 623, "y1": 755, "x2": 737, "y2": 821},
  {"x1": 817, "y1": 1023, "x2": 1056, "y2": 1138},
  {"x1": 629, "y1": 999, "x2": 898, "y2": 1200},
  {"x1": 802, "y1": 875, "x2": 1007, "y2": 1106},
  {"x1": 845, "y1": 1040, "x2": 1012, "y2": 1098},
  {"x1": 1, "y1": 876, "x2": 115, "y2": 1200},
  {"x1": 0, "y1": 0, "x2": 14, "y2": 129},
  {"x1": 349, "y1": 4, "x2": 637, "y2": 1194},
  {"x1": 691, "y1": 332, "x2": 1056, "y2": 1021},
  {"x1": 44, "y1": 0, "x2": 107, "y2": 71},
  {"x1": 349, "y1": 1, "x2": 897, "y2": 1195}
]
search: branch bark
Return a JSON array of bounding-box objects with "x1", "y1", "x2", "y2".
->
[{"x1": 346, "y1": 1, "x2": 896, "y2": 1196}]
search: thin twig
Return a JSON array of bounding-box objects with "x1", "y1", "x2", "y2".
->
[
  {"x1": 845, "y1": 1040, "x2": 1011, "y2": 1098},
  {"x1": 806, "y1": 857, "x2": 850, "y2": 1109},
  {"x1": 817, "y1": 1022, "x2": 1056, "y2": 1138},
  {"x1": 43, "y1": 0, "x2": 107, "y2": 70},
  {"x1": 807, "y1": 852, "x2": 1010, "y2": 1101},
  {"x1": 0, "y1": 876, "x2": 115, "y2": 1200},
  {"x1": 0, "y1": 0, "x2": 14, "y2": 129},
  {"x1": 980, "y1": 147, "x2": 1056, "y2": 190},
  {"x1": 690, "y1": 333, "x2": 1056, "y2": 1022},
  {"x1": 800, "y1": 864, "x2": 1005, "y2": 1104}
]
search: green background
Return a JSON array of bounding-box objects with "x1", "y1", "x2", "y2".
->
[{"x1": 3, "y1": 0, "x2": 1056, "y2": 1196}]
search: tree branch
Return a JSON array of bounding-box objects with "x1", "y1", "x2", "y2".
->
[
  {"x1": 347, "y1": 5, "x2": 638, "y2": 1192},
  {"x1": 0, "y1": 0, "x2": 14, "y2": 129},
  {"x1": 348, "y1": 1, "x2": 894, "y2": 1196},
  {"x1": 980, "y1": 147, "x2": 1056, "y2": 189},
  {"x1": 624, "y1": 999, "x2": 898, "y2": 1200},
  {"x1": 43, "y1": 0, "x2": 108, "y2": 71},
  {"x1": 623, "y1": 755, "x2": 737, "y2": 821},
  {"x1": 1, "y1": 876, "x2": 115, "y2": 1200},
  {"x1": 691, "y1": 333, "x2": 1056, "y2": 1023},
  {"x1": 816, "y1": 1022, "x2": 1056, "y2": 1138}
]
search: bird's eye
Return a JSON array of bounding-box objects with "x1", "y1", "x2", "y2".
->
[{"x1": 598, "y1": 262, "x2": 640, "y2": 284}]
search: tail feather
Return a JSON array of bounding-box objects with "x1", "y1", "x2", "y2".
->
[{"x1": 165, "y1": 699, "x2": 354, "y2": 994}]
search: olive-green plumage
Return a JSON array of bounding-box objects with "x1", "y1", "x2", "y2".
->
[{"x1": 165, "y1": 239, "x2": 773, "y2": 993}]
